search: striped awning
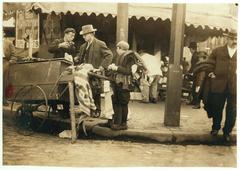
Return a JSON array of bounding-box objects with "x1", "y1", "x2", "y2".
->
[{"x1": 3, "y1": 2, "x2": 238, "y2": 31}]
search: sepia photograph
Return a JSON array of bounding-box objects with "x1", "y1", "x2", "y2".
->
[{"x1": 2, "y1": 0, "x2": 238, "y2": 168}]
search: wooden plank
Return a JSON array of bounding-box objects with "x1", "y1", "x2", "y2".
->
[{"x1": 68, "y1": 81, "x2": 77, "y2": 143}]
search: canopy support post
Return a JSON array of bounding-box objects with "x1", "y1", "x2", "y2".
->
[
  {"x1": 164, "y1": 4, "x2": 186, "y2": 127},
  {"x1": 116, "y1": 3, "x2": 129, "y2": 42}
]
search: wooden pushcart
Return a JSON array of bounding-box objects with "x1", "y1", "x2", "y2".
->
[{"x1": 6, "y1": 59, "x2": 79, "y2": 143}]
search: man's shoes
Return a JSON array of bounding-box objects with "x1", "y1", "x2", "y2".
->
[
  {"x1": 120, "y1": 123, "x2": 128, "y2": 130},
  {"x1": 223, "y1": 133, "x2": 231, "y2": 143},
  {"x1": 192, "y1": 104, "x2": 201, "y2": 109},
  {"x1": 210, "y1": 129, "x2": 219, "y2": 136},
  {"x1": 111, "y1": 124, "x2": 122, "y2": 130},
  {"x1": 150, "y1": 98, "x2": 157, "y2": 103},
  {"x1": 111, "y1": 123, "x2": 128, "y2": 130}
]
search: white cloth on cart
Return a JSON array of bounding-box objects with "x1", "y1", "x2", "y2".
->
[{"x1": 73, "y1": 64, "x2": 96, "y2": 116}]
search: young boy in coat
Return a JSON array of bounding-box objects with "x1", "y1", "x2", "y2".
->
[{"x1": 108, "y1": 41, "x2": 136, "y2": 130}]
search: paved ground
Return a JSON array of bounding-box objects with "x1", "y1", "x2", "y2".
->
[
  {"x1": 127, "y1": 100, "x2": 235, "y2": 134},
  {"x1": 2, "y1": 120, "x2": 237, "y2": 167},
  {"x1": 2, "y1": 101, "x2": 237, "y2": 167}
]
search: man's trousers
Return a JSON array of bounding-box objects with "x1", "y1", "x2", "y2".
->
[
  {"x1": 211, "y1": 90, "x2": 236, "y2": 134},
  {"x1": 111, "y1": 84, "x2": 130, "y2": 125}
]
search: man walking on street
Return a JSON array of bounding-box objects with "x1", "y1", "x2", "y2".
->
[
  {"x1": 208, "y1": 29, "x2": 237, "y2": 143},
  {"x1": 74, "y1": 24, "x2": 113, "y2": 117}
]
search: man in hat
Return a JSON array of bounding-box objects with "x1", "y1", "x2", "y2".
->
[
  {"x1": 108, "y1": 41, "x2": 136, "y2": 130},
  {"x1": 75, "y1": 24, "x2": 113, "y2": 117},
  {"x1": 208, "y1": 29, "x2": 237, "y2": 143},
  {"x1": 48, "y1": 28, "x2": 76, "y2": 118},
  {"x1": 48, "y1": 27, "x2": 76, "y2": 59},
  {"x1": 188, "y1": 42, "x2": 198, "y2": 73},
  {"x1": 187, "y1": 42, "x2": 199, "y2": 106}
]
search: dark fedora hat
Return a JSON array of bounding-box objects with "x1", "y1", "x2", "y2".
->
[
  {"x1": 80, "y1": 24, "x2": 97, "y2": 35},
  {"x1": 223, "y1": 29, "x2": 237, "y2": 39},
  {"x1": 188, "y1": 42, "x2": 197, "y2": 49}
]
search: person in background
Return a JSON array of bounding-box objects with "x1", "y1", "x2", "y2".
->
[
  {"x1": 74, "y1": 24, "x2": 113, "y2": 117},
  {"x1": 187, "y1": 42, "x2": 199, "y2": 105},
  {"x1": 191, "y1": 52, "x2": 208, "y2": 109},
  {"x1": 48, "y1": 27, "x2": 76, "y2": 61},
  {"x1": 108, "y1": 41, "x2": 135, "y2": 130},
  {"x1": 139, "y1": 51, "x2": 162, "y2": 103},
  {"x1": 3, "y1": 30, "x2": 16, "y2": 105},
  {"x1": 208, "y1": 29, "x2": 237, "y2": 143}
]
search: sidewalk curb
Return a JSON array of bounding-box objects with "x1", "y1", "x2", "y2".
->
[{"x1": 91, "y1": 125, "x2": 236, "y2": 145}]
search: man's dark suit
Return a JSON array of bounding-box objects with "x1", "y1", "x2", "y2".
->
[
  {"x1": 48, "y1": 39, "x2": 76, "y2": 58},
  {"x1": 209, "y1": 45, "x2": 236, "y2": 134},
  {"x1": 77, "y1": 38, "x2": 113, "y2": 69},
  {"x1": 76, "y1": 37, "x2": 113, "y2": 114}
]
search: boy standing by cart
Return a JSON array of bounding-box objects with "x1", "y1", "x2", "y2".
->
[{"x1": 108, "y1": 41, "x2": 136, "y2": 130}]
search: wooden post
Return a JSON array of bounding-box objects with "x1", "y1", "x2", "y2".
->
[
  {"x1": 28, "y1": 20, "x2": 34, "y2": 58},
  {"x1": 68, "y1": 81, "x2": 77, "y2": 143},
  {"x1": 164, "y1": 4, "x2": 186, "y2": 126},
  {"x1": 116, "y1": 3, "x2": 129, "y2": 42}
]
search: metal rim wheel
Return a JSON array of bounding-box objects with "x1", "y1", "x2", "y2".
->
[{"x1": 11, "y1": 85, "x2": 48, "y2": 136}]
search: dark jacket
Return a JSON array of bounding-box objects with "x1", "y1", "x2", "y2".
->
[
  {"x1": 48, "y1": 38, "x2": 76, "y2": 58},
  {"x1": 192, "y1": 60, "x2": 215, "y2": 118},
  {"x1": 188, "y1": 51, "x2": 199, "y2": 73},
  {"x1": 76, "y1": 38, "x2": 113, "y2": 69},
  {"x1": 208, "y1": 45, "x2": 236, "y2": 94},
  {"x1": 113, "y1": 50, "x2": 136, "y2": 90}
]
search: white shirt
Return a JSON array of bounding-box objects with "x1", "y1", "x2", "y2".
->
[
  {"x1": 86, "y1": 39, "x2": 94, "y2": 49},
  {"x1": 227, "y1": 46, "x2": 236, "y2": 58},
  {"x1": 140, "y1": 53, "x2": 162, "y2": 76}
]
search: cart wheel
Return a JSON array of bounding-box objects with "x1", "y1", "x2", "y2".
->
[
  {"x1": 11, "y1": 85, "x2": 48, "y2": 136},
  {"x1": 15, "y1": 105, "x2": 34, "y2": 136}
]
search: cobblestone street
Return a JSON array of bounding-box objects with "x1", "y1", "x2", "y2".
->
[{"x1": 3, "y1": 106, "x2": 237, "y2": 167}]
